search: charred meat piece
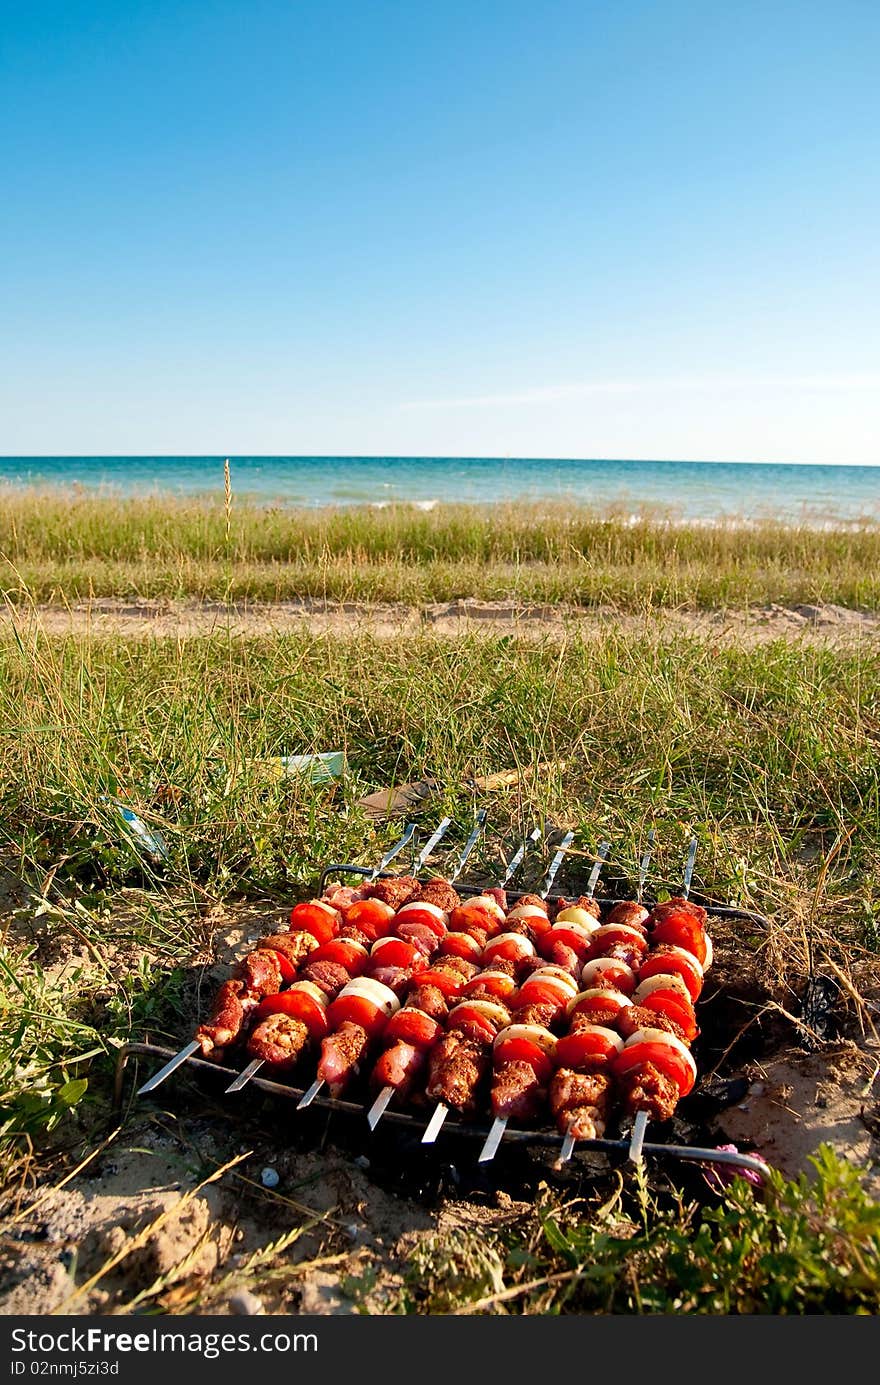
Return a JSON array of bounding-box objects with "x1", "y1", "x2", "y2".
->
[
  {"x1": 605, "y1": 901, "x2": 649, "y2": 929},
  {"x1": 515, "y1": 1001, "x2": 560, "y2": 1028},
  {"x1": 649, "y1": 896, "x2": 707, "y2": 928},
  {"x1": 370, "y1": 1040, "x2": 427, "y2": 1099},
  {"x1": 301, "y1": 959, "x2": 351, "y2": 998},
  {"x1": 405, "y1": 984, "x2": 449, "y2": 1021},
  {"x1": 618, "y1": 1062, "x2": 680, "y2": 1121},
  {"x1": 516, "y1": 893, "x2": 548, "y2": 912},
  {"x1": 336, "y1": 923, "x2": 372, "y2": 948},
  {"x1": 549, "y1": 1068, "x2": 613, "y2": 1138},
  {"x1": 247, "y1": 1013, "x2": 309, "y2": 1069},
  {"x1": 426, "y1": 1031, "x2": 490, "y2": 1113},
  {"x1": 417, "y1": 878, "x2": 461, "y2": 912},
  {"x1": 317, "y1": 1021, "x2": 370, "y2": 1096},
  {"x1": 236, "y1": 950, "x2": 282, "y2": 997},
  {"x1": 617, "y1": 1005, "x2": 685, "y2": 1042},
  {"x1": 491, "y1": 1060, "x2": 546, "y2": 1120},
  {"x1": 363, "y1": 876, "x2": 420, "y2": 909},
  {"x1": 258, "y1": 932, "x2": 315, "y2": 967},
  {"x1": 195, "y1": 980, "x2": 258, "y2": 1057}
]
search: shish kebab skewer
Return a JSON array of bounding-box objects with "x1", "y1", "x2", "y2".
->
[
  {"x1": 479, "y1": 836, "x2": 611, "y2": 1163},
  {"x1": 136, "y1": 822, "x2": 419, "y2": 1096},
  {"x1": 227, "y1": 814, "x2": 451, "y2": 1096},
  {"x1": 365, "y1": 810, "x2": 490, "y2": 1128},
  {"x1": 422, "y1": 828, "x2": 574, "y2": 1147},
  {"x1": 556, "y1": 830, "x2": 655, "y2": 1162},
  {"x1": 297, "y1": 816, "x2": 500, "y2": 1113},
  {"x1": 366, "y1": 822, "x2": 542, "y2": 1133},
  {"x1": 628, "y1": 835, "x2": 700, "y2": 1165}
]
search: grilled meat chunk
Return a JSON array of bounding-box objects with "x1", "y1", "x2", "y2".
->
[
  {"x1": 417, "y1": 878, "x2": 461, "y2": 912},
  {"x1": 618, "y1": 1062, "x2": 680, "y2": 1121},
  {"x1": 195, "y1": 980, "x2": 257, "y2": 1057},
  {"x1": 258, "y1": 932, "x2": 314, "y2": 966},
  {"x1": 247, "y1": 1013, "x2": 309, "y2": 1069},
  {"x1": 617, "y1": 1005, "x2": 686, "y2": 1042},
  {"x1": 648, "y1": 896, "x2": 707, "y2": 928},
  {"x1": 405, "y1": 984, "x2": 449, "y2": 1021},
  {"x1": 301, "y1": 959, "x2": 351, "y2": 998},
  {"x1": 549, "y1": 1068, "x2": 613, "y2": 1138},
  {"x1": 236, "y1": 950, "x2": 282, "y2": 997},
  {"x1": 364, "y1": 876, "x2": 420, "y2": 909},
  {"x1": 371, "y1": 1040, "x2": 426, "y2": 1098},
  {"x1": 605, "y1": 902, "x2": 649, "y2": 929},
  {"x1": 426, "y1": 1031, "x2": 490, "y2": 1112},
  {"x1": 317, "y1": 1021, "x2": 370, "y2": 1096},
  {"x1": 491, "y1": 1060, "x2": 546, "y2": 1121}
]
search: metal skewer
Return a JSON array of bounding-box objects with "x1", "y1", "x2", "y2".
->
[
  {"x1": 449, "y1": 808, "x2": 488, "y2": 883},
  {"x1": 584, "y1": 839, "x2": 611, "y2": 900},
  {"x1": 425, "y1": 827, "x2": 542, "y2": 1148},
  {"x1": 368, "y1": 821, "x2": 418, "y2": 880},
  {"x1": 137, "y1": 1040, "x2": 200, "y2": 1095},
  {"x1": 225, "y1": 1057, "x2": 265, "y2": 1093},
  {"x1": 552, "y1": 840, "x2": 612, "y2": 1165},
  {"x1": 297, "y1": 1075, "x2": 325, "y2": 1110},
  {"x1": 413, "y1": 816, "x2": 453, "y2": 873},
  {"x1": 627, "y1": 837, "x2": 697, "y2": 1164},
  {"x1": 538, "y1": 829, "x2": 574, "y2": 898},
  {"x1": 637, "y1": 828, "x2": 656, "y2": 901},
  {"x1": 479, "y1": 829, "x2": 581, "y2": 1163},
  {"x1": 499, "y1": 826, "x2": 542, "y2": 887},
  {"x1": 368, "y1": 812, "x2": 487, "y2": 1131},
  {"x1": 682, "y1": 836, "x2": 698, "y2": 899}
]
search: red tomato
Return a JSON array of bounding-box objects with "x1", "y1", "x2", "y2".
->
[
  {"x1": 261, "y1": 949, "x2": 297, "y2": 983},
  {"x1": 394, "y1": 906, "x2": 447, "y2": 939},
  {"x1": 383, "y1": 1007, "x2": 442, "y2": 1049},
  {"x1": 637, "y1": 949, "x2": 703, "y2": 1000},
  {"x1": 641, "y1": 992, "x2": 699, "y2": 1042},
  {"x1": 493, "y1": 1036, "x2": 554, "y2": 1083},
  {"x1": 370, "y1": 938, "x2": 426, "y2": 972},
  {"x1": 651, "y1": 917, "x2": 709, "y2": 967},
  {"x1": 308, "y1": 939, "x2": 369, "y2": 975},
  {"x1": 326, "y1": 993, "x2": 385, "y2": 1037},
  {"x1": 289, "y1": 901, "x2": 338, "y2": 945},
  {"x1": 515, "y1": 977, "x2": 571, "y2": 1011},
  {"x1": 555, "y1": 1029, "x2": 621, "y2": 1069},
  {"x1": 438, "y1": 932, "x2": 483, "y2": 961},
  {"x1": 417, "y1": 966, "x2": 467, "y2": 998},
  {"x1": 540, "y1": 924, "x2": 593, "y2": 960},
  {"x1": 446, "y1": 1003, "x2": 503, "y2": 1044},
  {"x1": 463, "y1": 971, "x2": 516, "y2": 1001},
  {"x1": 345, "y1": 898, "x2": 396, "y2": 940},
  {"x1": 255, "y1": 988, "x2": 328, "y2": 1039},
  {"x1": 449, "y1": 903, "x2": 503, "y2": 936},
  {"x1": 613, "y1": 1041, "x2": 696, "y2": 1097}
]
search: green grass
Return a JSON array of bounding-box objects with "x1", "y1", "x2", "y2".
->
[
  {"x1": 1, "y1": 620, "x2": 879, "y2": 1312},
  {"x1": 3, "y1": 490, "x2": 880, "y2": 608},
  {"x1": 372, "y1": 1149, "x2": 880, "y2": 1314}
]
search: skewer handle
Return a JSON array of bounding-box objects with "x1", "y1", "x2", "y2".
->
[
  {"x1": 449, "y1": 808, "x2": 488, "y2": 883},
  {"x1": 636, "y1": 828, "x2": 656, "y2": 902},
  {"x1": 682, "y1": 837, "x2": 698, "y2": 899},
  {"x1": 539, "y1": 829, "x2": 574, "y2": 899},
  {"x1": 136, "y1": 1040, "x2": 200, "y2": 1094},
  {"x1": 413, "y1": 817, "x2": 453, "y2": 873},
  {"x1": 368, "y1": 822, "x2": 418, "y2": 881},
  {"x1": 225, "y1": 1058, "x2": 264, "y2": 1093},
  {"x1": 499, "y1": 826, "x2": 542, "y2": 886},
  {"x1": 585, "y1": 839, "x2": 611, "y2": 898}
]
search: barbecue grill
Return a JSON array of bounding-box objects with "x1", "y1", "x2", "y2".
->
[{"x1": 128, "y1": 816, "x2": 771, "y2": 1184}]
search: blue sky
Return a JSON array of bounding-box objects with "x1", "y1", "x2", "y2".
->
[{"x1": 2, "y1": 0, "x2": 879, "y2": 461}]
